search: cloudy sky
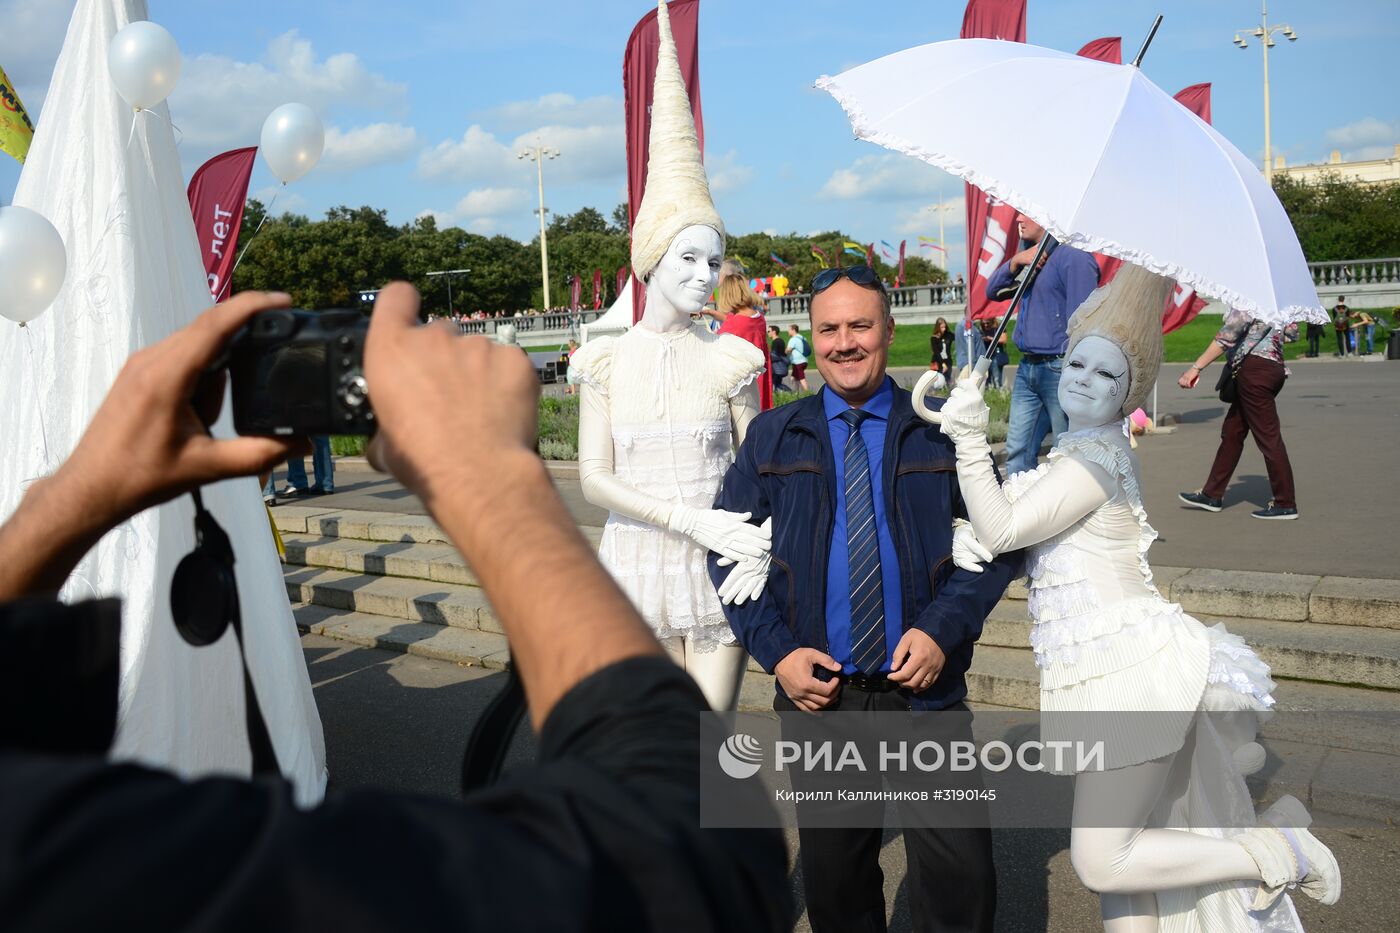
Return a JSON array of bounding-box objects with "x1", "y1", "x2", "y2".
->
[{"x1": 2, "y1": 0, "x2": 1397, "y2": 276}]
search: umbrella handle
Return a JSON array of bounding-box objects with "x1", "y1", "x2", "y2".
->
[{"x1": 912, "y1": 360, "x2": 989, "y2": 426}]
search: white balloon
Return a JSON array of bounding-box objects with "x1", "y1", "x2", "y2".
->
[
  {"x1": 260, "y1": 104, "x2": 325, "y2": 185},
  {"x1": 107, "y1": 21, "x2": 182, "y2": 111},
  {"x1": 0, "y1": 206, "x2": 68, "y2": 325}
]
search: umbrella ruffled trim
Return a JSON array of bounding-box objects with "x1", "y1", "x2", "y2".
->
[{"x1": 815, "y1": 75, "x2": 1329, "y2": 327}]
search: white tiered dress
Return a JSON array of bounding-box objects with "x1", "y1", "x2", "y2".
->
[
  {"x1": 998, "y1": 426, "x2": 1304, "y2": 932},
  {"x1": 570, "y1": 323, "x2": 765, "y2": 649}
]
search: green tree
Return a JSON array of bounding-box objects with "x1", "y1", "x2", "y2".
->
[{"x1": 1272, "y1": 173, "x2": 1400, "y2": 261}]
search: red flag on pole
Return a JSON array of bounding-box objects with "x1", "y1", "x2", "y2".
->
[
  {"x1": 1162, "y1": 83, "x2": 1212, "y2": 334},
  {"x1": 865, "y1": 243, "x2": 875, "y2": 267},
  {"x1": 187, "y1": 147, "x2": 258, "y2": 301},
  {"x1": 961, "y1": 0, "x2": 1027, "y2": 325},
  {"x1": 624, "y1": 0, "x2": 704, "y2": 324},
  {"x1": 616, "y1": 264, "x2": 629, "y2": 300},
  {"x1": 570, "y1": 275, "x2": 583, "y2": 311},
  {"x1": 1075, "y1": 38, "x2": 1125, "y2": 284},
  {"x1": 592, "y1": 268, "x2": 603, "y2": 310},
  {"x1": 897, "y1": 240, "x2": 906, "y2": 288},
  {"x1": 1076, "y1": 36, "x2": 1122, "y2": 63}
]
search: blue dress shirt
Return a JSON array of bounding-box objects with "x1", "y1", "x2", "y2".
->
[
  {"x1": 985, "y1": 243, "x2": 1101, "y2": 355},
  {"x1": 823, "y1": 378, "x2": 903, "y2": 674}
]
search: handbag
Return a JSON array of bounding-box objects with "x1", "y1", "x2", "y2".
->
[{"x1": 1215, "y1": 325, "x2": 1271, "y2": 403}]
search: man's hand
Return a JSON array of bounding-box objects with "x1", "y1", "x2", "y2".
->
[
  {"x1": 886, "y1": 629, "x2": 946, "y2": 694},
  {"x1": 364, "y1": 282, "x2": 540, "y2": 504},
  {"x1": 775, "y1": 648, "x2": 843, "y2": 712},
  {"x1": 1, "y1": 291, "x2": 308, "y2": 599},
  {"x1": 58, "y1": 290, "x2": 308, "y2": 526},
  {"x1": 1009, "y1": 246, "x2": 1039, "y2": 273},
  {"x1": 951, "y1": 519, "x2": 993, "y2": 574}
]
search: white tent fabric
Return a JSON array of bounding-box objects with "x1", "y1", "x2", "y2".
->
[
  {"x1": 0, "y1": 0, "x2": 326, "y2": 804},
  {"x1": 581, "y1": 278, "x2": 634, "y2": 343}
]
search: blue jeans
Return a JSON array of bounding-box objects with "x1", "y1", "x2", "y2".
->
[
  {"x1": 1363, "y1": 324, "x2": 1375, "y2": 354},
  {"x1": 264, "y1": 436, "x2": 334, "y2": 494},
  {"x1": 1005, "y1": 358, "x2": 1067, "y2": 476}
]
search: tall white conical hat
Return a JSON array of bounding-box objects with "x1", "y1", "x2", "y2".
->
[
  {"x1": 630, "y1": 0, "x2": 724, "y2": 281},
  {"x1": 1066, "y1": 262, "x2": 1174, "y2": 418}
]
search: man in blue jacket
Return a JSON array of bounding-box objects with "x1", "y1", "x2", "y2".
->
[
  {"x1": 710, "y1": 267, "x2": 1023, "y2": 932},
  {"x1": 985, "y1": 214, "x2": 1100, "y2": 476}
]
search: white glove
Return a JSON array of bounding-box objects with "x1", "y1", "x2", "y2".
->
[
  {"x1": 951, "y1": 518, "x2": 994, "y2": 573},
  {"x1": 668, "y1": 504, "x2": 771, "y2": 563},
  {"x1": 938, "y1": 382, "x2": 990, "y2": 441},
  {"x1": 715, "y1": 519, "x2": 773, "y2": 605}
]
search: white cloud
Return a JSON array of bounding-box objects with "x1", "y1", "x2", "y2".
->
[
  {"x1": 480, "y1": 93, "x2": 621, "y2": 131},
  {"x1": 0, "y1": 0, "x2": 75, "y2": 109},
  {"x1": 253, "y1": 185, "x2": 308, "y2": 216},
  {"x1": 418, "y1": 187, "x2": 530, "y2": 229},
  {"x1": 894, "y1": 194, "x2": 967, "y2": 236},
  {"x1": 418, "y1": 92, "x2": 625, "y2": 187},
  {"x1": 818, "y1": 153, "x2": 952, "y2": 201},
  {"x1": 320, "y1": 122, "x2": 421, "y2": 173},
  {"x1": 170, "y1": 30, "x2": 409, "y2": 163},
  {"x1": 707, "y1": 149, "x2": 755, "y2": 194},
  {"x1": 1324, "y1": 116, "x2": 1399, "y2": 150}
]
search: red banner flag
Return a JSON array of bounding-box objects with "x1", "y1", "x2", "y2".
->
[
  {"x1": 592, "y1": 268, "x2": 603, "y2": 310},
  {"x1": 897, "y1": 240, "x2": 906, "y2": 288},
  {"x1": 569, "y1": 274, "x2": 583, "y2": 311},
  {"x1": 865, "y1": 243, "x2": 875, "y2": 267},
  {"x1": 1076, "y1": 36, "x2": 1122, "y2": 63},
  {"x1": 1162, "y1": 83, "x2": 1212, "y2": 334},
  {"x1": 961, "y1": 0, "x2": 1027, "y2": 324},
  {"x1": 624, "y1": 0, "x2": 704, "y2": 324},
  {"x1": 187, "y1": 147, "x2": 258, "y2": 301},
  {"x1": 616, "y1": 264, "x2": 628, "y2": 301},
  {"x1": 1076, "y1": 38, "x2": 1125, "y2": 284}
]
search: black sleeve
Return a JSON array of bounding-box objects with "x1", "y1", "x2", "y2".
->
[{"x1": 0, "y1": 657, "x2": 791, "y2": 933}]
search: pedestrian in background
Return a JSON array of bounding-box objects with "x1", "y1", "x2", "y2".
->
[
  {"x1": 787, "y1": 323, "x2": 811, "y2": 391},
  {"x1": 768, "y1": 325, "x2": 789, "y2": 394},
  {"x1": 1351, "y1": 307, "x2": 1375, "y2": 356},
  {"x1": 713, "y1": 273, "x2": 774, "y2": 410},
  {"x1": 1333, "y1": 297, "x2": 1350, "y2": 356},
  {"x1": 1178, "y1": 308, "x2": 1300, "y2": 520},
  {"x1": 929, "y1": 317, "x2": 955, "y2": 381},
  {"x1": 980, "y1": 317, "x2": 1009, "y2": 388}
]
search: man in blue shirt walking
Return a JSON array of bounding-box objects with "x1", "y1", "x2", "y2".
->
[
  {"x1": 711, "y1": 267, "x2": 1023, "y2": 931},
  {"x1": 985, "y1": 215, "x2": 1100, "y2": 476}
]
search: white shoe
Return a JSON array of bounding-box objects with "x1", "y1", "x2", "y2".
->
[{"x1": 1238, "y1": 795, "x2": 1341, "y2": 909}]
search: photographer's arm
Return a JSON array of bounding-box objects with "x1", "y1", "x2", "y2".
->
[
  {"x1": 0, "y1": 292, "x2": 306, "y2": 601},
  {"x1": 363, "y1": 284, "x2": 664, "y2": 730}
]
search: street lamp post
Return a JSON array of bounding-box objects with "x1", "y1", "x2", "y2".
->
[
  {"x1": 518, "y1": 140, "x2": 560, "y2": 308},
  {"x1": 426, "y1": 268, "x2": 470, "y2": 318},
  {"x1": 1234, "y1": 2, "x2": 1298, "y2": 184}
]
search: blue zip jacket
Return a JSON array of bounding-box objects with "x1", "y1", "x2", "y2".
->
[{"x1": 709, "y1": 385, "x2": 1024, "y2": 710}]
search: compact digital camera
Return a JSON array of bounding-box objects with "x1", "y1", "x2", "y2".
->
[{"x1": 227, "y1": 309, "x2": 374, "y2": 437}]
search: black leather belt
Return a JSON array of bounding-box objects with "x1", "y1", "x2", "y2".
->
[
  {"x1": 1020, "y1": 352, "x2": 1064, "y2": 363},
  {"x1": 844, "y1": 672, "x2": 901, "y2": 693}
]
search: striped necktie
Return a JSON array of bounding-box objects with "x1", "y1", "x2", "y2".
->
[{"x1": 839, "y1": 409, "x2": 885, "y2": 674}]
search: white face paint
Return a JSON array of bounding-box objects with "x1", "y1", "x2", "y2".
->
[
  {"x1": 647, "y1": 224, "x2": 723, "y2": 317},
  {"x1": 1058, "y1": 335, "x2": 1130, "y2": 431}
]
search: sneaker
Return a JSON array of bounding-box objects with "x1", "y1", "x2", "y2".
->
[
  {"x1": 1178, "y1": 491, "x2": 1223, "y2": 512},
  {"x1": 263, "y1": 493, "x2": 277, "y2": 507},
  {"x1": 278, "y1": 486, "x2": 310, "y2": 498},
  {"x1": 1252, "y1": 502, "x2": 1298, "y2": 520}
]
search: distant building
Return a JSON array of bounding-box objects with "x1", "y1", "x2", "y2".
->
[{"x1": 1272, "y1": 145, "x2": 1400, "y2": 186}]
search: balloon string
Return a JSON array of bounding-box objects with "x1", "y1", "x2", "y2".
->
[
  {"x1": 20, "y1": 327, "x2": 54, "y2": 490},
  {"x1": 221, "y1": 190, "x2": 279, "y2": 302}
]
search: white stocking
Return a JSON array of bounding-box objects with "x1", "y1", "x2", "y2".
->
[
  {"x1": 659, "y1": 636, "x2": 749, "y2": 711},
  {"x1": 1070, "y1": 754, "x2": 1262, "y2": 931}
]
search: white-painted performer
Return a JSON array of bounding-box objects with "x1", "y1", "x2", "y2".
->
[
  {"x1": 915, "y1": 264, "x2": 1340, "y2": 932},
  {"x1": 569, "y1": 0, "x2": 767, "y2": 711}
]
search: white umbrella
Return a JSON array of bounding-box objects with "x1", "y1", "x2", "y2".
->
[{"x1": 817, "y1": 38, "x2": 1325, "y2": 326}]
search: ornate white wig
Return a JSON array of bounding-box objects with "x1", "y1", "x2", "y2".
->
[{"x1": 1065, "y1": 262, "x2": 1175, "y2": 418}]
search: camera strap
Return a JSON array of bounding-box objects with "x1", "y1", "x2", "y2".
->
[{"x1": 460, "y1": 663, "x2": 526, "y2": 793}]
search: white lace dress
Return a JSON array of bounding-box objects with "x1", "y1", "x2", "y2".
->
[
  {"x1": 1003, "y1": 426, "x2": 1302, "y2": 933},
  {"x1": 570, "y1": 324, "x2": 764, "y2": 649},
  {"x1": 1003, "y1": 426, "x2": 1276, "y2": 769}
]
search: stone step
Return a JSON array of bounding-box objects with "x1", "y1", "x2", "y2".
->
[
  {"x1": 284, "y1": 565, "x2": 500, "y2": 634},
  {"x1": 982, "y1": 602, "x2": 1400, "y2": 691},
  {"x1": 277, "y1": 505, "x2": 1400, "y2": 629},
  {"x1": 294, "y1": 603, "x2": 511, "y2": 669}
]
